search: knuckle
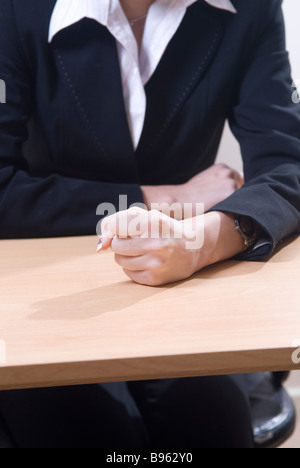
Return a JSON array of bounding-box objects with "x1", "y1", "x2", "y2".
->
[
  {"x1": 149, "y1": 238, "x2": 166, "y2": 252},
  {"x1": 149, "y1": 209, "x2": 162, "y2": 221},
  {"x1": 223, "y1": 180, "x2": 237, "y2": 196},
  {"x1": 149, "y1": 256, "x2": 164, "y2": 270},
  {"x1": 227, "y1": 169, "x2": 236, "y2": 179},
  {"x1": 215, "y1": 163, "x2": 229, "y2": 171},
  {"x1": 223, "y1": 168, "x2": 235, "y2": 180},
  {"x1": 128, "y1": 206, "x2": 143, "y2": 214},
  {"x1": 114, "y1": 253, "x2": 122, "y2": 266},
  {"x1": 214, "y1": 163, "x2": 231, "y2": 179}
]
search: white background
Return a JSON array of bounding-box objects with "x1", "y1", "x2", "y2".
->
[{"x1": 216, "y1": 0, "x2": 300, "y2": 172}]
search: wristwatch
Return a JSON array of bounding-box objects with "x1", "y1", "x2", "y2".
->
[{"x1": 234, "y1": 214, "x2": 257, "y2": 251}]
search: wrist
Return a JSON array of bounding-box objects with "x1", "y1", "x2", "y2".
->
[
  {"x1": 141, "y1": 184, "x2": 177, "y2": 211},
  {"x1": 197, "y1": 211, "x2": 246, "y2": 269}
]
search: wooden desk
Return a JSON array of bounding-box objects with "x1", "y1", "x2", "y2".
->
[{"x1": 0, "y1": 236, "x2": 299, "y2": 390}]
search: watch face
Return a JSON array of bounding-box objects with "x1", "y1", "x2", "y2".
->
[{"x1": 238, "y1": 215, "x2": 256, "y2": 238}]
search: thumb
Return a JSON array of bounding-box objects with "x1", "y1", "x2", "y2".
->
[{"x1": 97, "y1": 232, "x2": 114, "y2": 252}]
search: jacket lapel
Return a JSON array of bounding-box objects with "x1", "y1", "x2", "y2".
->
[
  {"x1": 50, "y1": 3, "x2": 224, "y2": 176},
  {"x1": 51, "y1": 18, "x2": 139, "y2": 182},
  {"x1": 137, "y1": 2, "x2": 224, "y2": 156}
]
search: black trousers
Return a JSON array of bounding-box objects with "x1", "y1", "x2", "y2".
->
[{"x1": 0, "y1": 375, "x2": 254, "y2": 448}]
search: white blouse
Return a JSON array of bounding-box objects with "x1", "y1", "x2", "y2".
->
[{"x1": 49, "y1": 0, "x2": 236, "y2": 150}]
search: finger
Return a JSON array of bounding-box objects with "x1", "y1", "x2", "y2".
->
[
  {"x1": 98, "y1": 216, "x2": 116, "y2": 252},
  {"x1": 234, "y1": 170, "x2": 245, "y2": 188},
  {"x1": 98, "y1": 208, "x2": 147, "y2": 252},
  {"x1": 97, "y1": 234, "x2": 114, "y2": 252},
  {"x1": 111, "y1": 236, "x2": 162, "y2": 256},
  {"x1": 115, "y1": 253, "x2": 163, "y2": 272},
  {"x1": 115, "y1": 254, "x2": 147, "y2": 271},
  {"x1": 122, "y1": 269, "x2": 156, "y2": 286},
  {"x1": 101, "y1": 207, "x2": 149, "y2": 239}
]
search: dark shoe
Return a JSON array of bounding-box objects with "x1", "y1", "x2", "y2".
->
[{"x1": 249, "y1": 373, "x2": 296, "y2": 448}]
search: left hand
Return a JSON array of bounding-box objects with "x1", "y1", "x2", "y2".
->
[{"x1": 98, "y1": 207, "x2": 245, "y2": 286}]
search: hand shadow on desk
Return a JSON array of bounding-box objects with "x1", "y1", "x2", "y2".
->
[
  {"x1": 191, "y1": 259, "x2": 265, "y2": 281},
  {"x1": 29, "y1": 280, "x2": 172, "y2": 321},
  {"x1": 29, "y1": 257, "x2": 265, "y2": 322}
]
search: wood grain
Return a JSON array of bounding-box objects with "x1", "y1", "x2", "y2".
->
[{"x1": 0, "y1": 235, "x2": 299, "y2": 390}]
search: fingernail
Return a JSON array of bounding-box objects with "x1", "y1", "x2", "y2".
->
[{"x1": 97, "y1": 237, "x2": 103, "y2": 253}]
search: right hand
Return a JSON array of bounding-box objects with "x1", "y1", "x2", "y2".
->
[{"x1": 141, "y1": 163, "x2": 244, "y2": 218}]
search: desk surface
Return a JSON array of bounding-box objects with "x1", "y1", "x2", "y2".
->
[{"x1": 0, "y1": 235, "x2": 299, "y2": 390}]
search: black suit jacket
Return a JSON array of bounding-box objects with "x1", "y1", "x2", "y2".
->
[{"x1": 0, "y1": 0, "x2": 299, "y2": 260}]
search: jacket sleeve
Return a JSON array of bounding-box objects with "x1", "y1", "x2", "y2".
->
[
  {"x1": 210, "y1": 0, "x2": 300, "y2": 260},
  {"x1": 0, "y1": 0, "x2": 143, "y2": 239}
]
